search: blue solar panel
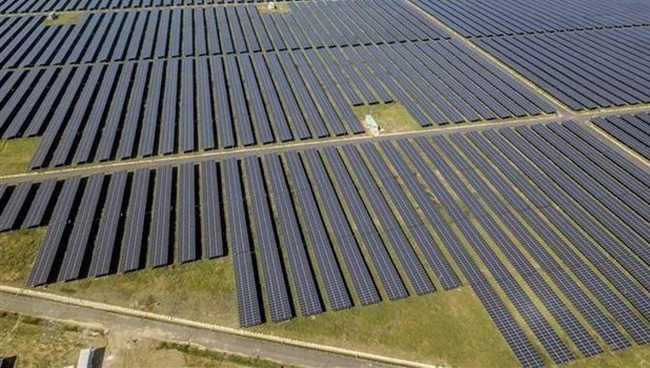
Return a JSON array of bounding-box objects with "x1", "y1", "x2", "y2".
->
[
  {"x1": 201, "y1": 161, "x2": 224, "y2": 258},
  {"x1": 264, "y1": 154, "x2": 323, "y2": 316},
  {"x1": 223, "y1": 158, "x2": 262, "y2": 327},
  {"x1": 303, "y1": 150, "x2": 380, "y2": 306},
  {"x1": 150, "y1": 165, "x2": 173, "y2": 268},
  {"x1": 27, "y1": 177, "x2": 81, "y2": 287},
  {"x1": 178, "y1": 163, "x2": 198, "y2": 263},
  {"x1": 58, "y1": 174, "x2": 105, "y2": 282},
  {"x1": 120, "y1": 169, "x2": 151, "y2": 273}
]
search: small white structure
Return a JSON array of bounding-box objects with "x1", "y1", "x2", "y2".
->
[
  {"x1": 364, "y1": 114, "x2": 382, "y2": 136},
  {"x1": 77, "y1": 347, "x2": 104, "y2": 368},
  {"x1": 46, "y1": 11, "x2": 58, "y2": 20},
  {"x1": 77, "y1": 349, "x2": 93, "y2": 368},
  {"x1": 267, "y1": 2, "x2": 276, "y2": 10}
]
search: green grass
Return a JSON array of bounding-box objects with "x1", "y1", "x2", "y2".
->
[
  {"x1": 0, "y1": 228, "x2": 46, "y2": 286},
  {"x1": 45, "y1": 256, "x2": 239, "y2": 327},
  {"x1": 563, "y1": 345, "x2": 650, "y2": 368},
  {"x1": 1, "y1": 225, "x2": 649, "y2": 366},
  {"x1": 352, "y1": 102, "x2": 421, "y2": 133},
  {"x1": 0, "y1": 138, "x2": 40, "y2": 176},
  {"x1": 0, "y1": 311, "x2": 106, "y2": 367},
  {"x1": 254, "y1": 288, "x2": 518, "y2": 367},
  {"x1": 0, "y1": 211, "x2": 646, "y2": 367},
  {"x1": 42, "y1": 12, "x2": 84, "y2": 26}
]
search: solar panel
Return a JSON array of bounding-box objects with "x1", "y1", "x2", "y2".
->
[
  {"x1": 223, "y1": 158, "x2": 262, "y2": 327},
  {"x1": 250, "y1": 53, "x2": 293, "y2": 142},
  {"x1": 283, "y1": 151, "x2": 352, "y2": 311},
  {"x1": 27, "y1": 177, "x2": 81, "y2": 287},
  {"x1": 239, "y1": 54, "x2": 274, "y2": 144},
  {"x1": 74, "y1": 64, "x2": 119, "y2": 164},
  {"x1": 22, "y1": 179, "x2": 57, "y2": 229},
  {"x1": 201, "y1": 161, "x2": 224, "y2": 258},
  {"x1": 58, "y1": 174, "x2": 105, "y2": 282},
  {"x1": 30, "y1": 65, "x2": 90, "y2": 169},
  {"x1": 341, "y1": 145, "x2": 434, "y2": 296},
  {"x1": 244, "y1": 156, "x2": 293, "y2": 322},
  {"x1": 264, "y1": 154, "x2": 323, "y2": 316},
  {"x1": 50, "y1": 64, "x2": 105, "y2": 167},
  {"x1": 180, "y1": 58, "x2": 196, "y2": 153},
  {"x1": 0, "y1": 182, "x2": 31, "y2": 232},
  {"x1": 211, "y1": 56, "x2": 235, "y2": 149},
  {"x1": 119, "y1": 169, "x2": 151, "y2": 273},
  {"x1": 361, "y1": 144, "x2": 461, "y2": 290},
  {"x1": 159, "y1": 59, "x2": 178, "y2": 155},
  {"x1": 303, "y1": 150, "x2": 380, "y2": 306},
  {"x1": 150, "y1": 165, "x2": 173, "y2": 268},
  {"x1": 323, "y1": 147, "x2": 408, "y2": 301},
  {"x1": 178, "y1": 163, "x2": 198, "y2": 263},
  {"x1": 226, "y1": 55, "x2": 255, "y2": 146},
  {"x1": 484, "y1": 129, "x2": 650, "y2": 321},
  {"x1": 96, "y1": 63, "x2": 135, "y2": 161},
  {"x1": 118, "y1": 62, "x2": 150, "y2": 159}
]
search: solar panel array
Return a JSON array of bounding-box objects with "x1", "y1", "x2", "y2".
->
[
  {"x1": 411, "y1": 0, "x2": 650, "y2": 111},
  {"x1": 0, "y1": 41, "x2": 553, "y2": 169},
  {"x1": 411, "y1": 0, "x2": 650, "y2": 37},
  {"x1": 3, "y1": 120, "x2": 649, "y2": 366},
  {"x1": 0, "y1": 1, "x2": 447, "y2": 67},
  {"x1": 0, "y1": 0, "x2": 314, "y2": 14},
  {"x1": 0, "y1": 0, "x2": 558, "y2": 170},
  {"x1": 1, "y1": 0, "x2": 650, "y2": 366},
  {"x1": 474, "y1": 28, "x2": 650, "y2": 110},
  {"x1": 593, "y1": 112, "x2": 650, "y2": 160}
]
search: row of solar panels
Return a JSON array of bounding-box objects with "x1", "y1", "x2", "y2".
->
[
  {"x1": 0, "y1": 0, "x2": 448, "y2": 68},
  {"x1": 593, "y1": 112, "x2": 650, "y2": 160},
  {"x1": 2, "y1": 120, "x2": 648, "y2": 366},
  {"x1": 0, "y1": 162, "x2": 225, "y2": 286},
  {"x1": 0, "y1": 0, "x2": 309, "y2": 14},
  {"x1": 0, "y1": 39, "x2": 555, "y2": 169},
  {"x1": 231, "y1": 121, "x2": 650, "y2": 365},
  {"x1": 0, "y1": 52, "x2": 368, "y2": 168},
  {"x1": 411, "y1": 0, "x2": 650, "y2": 38},
  {"x1": 474, "y1": 27, "x2": 650, "y2": 111}
]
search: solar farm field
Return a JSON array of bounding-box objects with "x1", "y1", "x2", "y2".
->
[{"x1": 0, "y1": 0, "x2": 649, "y2": 367}]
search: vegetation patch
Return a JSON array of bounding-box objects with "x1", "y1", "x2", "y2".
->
[
  {"x1": 0, "y1": 138, "x2": 40, "y2": 176},
  {"x1": 256, "y1": 3, "x2": 290, "y2": 14},
  {"x1": 0, "y1": 228, "x2": 46, "y2": 285},
  {"x1": 352, "y1": 102, "x2": 421, "y2": 134},
  {"x1": 45, "y1": 257, "x2": 239, "y2": 327},
  {"x1": 0, "y1": 312, "x2": 106, "y2": 367},
  {"x1": 42, "y1": 11, "x2": 84, "y2": 26},
  {"x1": 255, "y1": 288, "x2": 518, "y2": 367}
]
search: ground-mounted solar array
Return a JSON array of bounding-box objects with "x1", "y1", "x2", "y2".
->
[
  {"x1": 413, "y1": 0, "x2": 650, "y2": 111},
  {"x1": 0, "y1": 40, "x2": 554, "y2": 169},
  {"x1": 0, "y1": 0, "x2": 313, "y2": 14},
  {"x1": 593, "y1": 112, "x2": 650, "y2": 160},
  {"x1": 411, "y1": 0, "x2": 650, "y2": 37},
  {"x1": 1, "y1": 0, "x2": 649, "y2": 367},
  {"x1": 0, "y1": 0, "x2": 558, "y2": 170},
  {"x1": 474, "y1": 28, "x2": 650, "y2": 110},
  {"x1": 1, "y1": 121, "x2": 649, "y2": 366},
  {"x1": 0, "y1": 0, "x2": 448, "y2": 67}
]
